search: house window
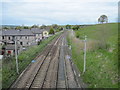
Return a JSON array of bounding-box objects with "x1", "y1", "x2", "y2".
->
[
  {"x1": 25, "y1": 36, "x2": 28, "y2": 39},
  {"x1": 2, "y1": 36, "x2": 4, "y2": 39},
  {"x1": 36, "y1": 34, "x2": 39, "y2": 37},
  {"x1": 12, "y1": 36, "x2": 15, "y2": 40},
  {"x1": 20, "y1": 42, "x2": 23, "y2": 45},
  {"x1": 8, "y1": 37, "x2": 10, "y2": 40}
]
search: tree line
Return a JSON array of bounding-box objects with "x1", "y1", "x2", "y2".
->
[{"x1": 2, "y1": 14, "x2": 108, "y2": 32}]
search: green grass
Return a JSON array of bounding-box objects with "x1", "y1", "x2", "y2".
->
[
  {"x1": 67, "y1": 23, "x2": 118, "y2": 88},
  {"x1": 76, "y1": 23, "x2": 118, "y2": 47},
  {"x1": 2, "y1": 32, "x2": 62, "y2": 88},
  {"x1": 0, "y1": 60, "x2": 2, "y2": 90}
]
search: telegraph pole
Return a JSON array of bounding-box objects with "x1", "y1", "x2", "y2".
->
[
  {"x1": 83, "y1": 35, "x2": 87, "y2": 74},
  {"x1": 15, "y1": 37, "x2": 19, "y2": 74}
]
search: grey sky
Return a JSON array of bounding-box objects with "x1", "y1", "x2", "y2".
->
[{"x1": 1, "y1": 0, "x2": 119, "y2": 25}]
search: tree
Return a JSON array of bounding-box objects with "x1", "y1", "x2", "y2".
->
[
  {"x1": 98, "y1": 15, "x2": 108, "y2": 24},
  {"x1": 23, "y1": 26, "x2": 29, "y2": 29},
  {"x1": 3, "y1": 27, "x2": 9, "y2": 30},
  {"x1": 72, "y1": 25, "x2": 79, "y2": 30},
  {"x1": 52, "y1": 24, "x2": 58, "y2": 29},
  {"x1": 66, "y1": 24, "x2": 71, "y2": 29},
  {"x1": 49, "y1": 28, "x2": 55, "y2": 34},
  {"x1": 40, "y1": 24, "x2": 46, "y2": 29},
  {"x1": 59, "y1": 27, "x2": 63, "y2": 31},
  {"x1": 31, "y1": 24, "x2": 39, "y2": 28},
  {"x1": 15, "y1": 26, "x2": 22, "y2": 30}
]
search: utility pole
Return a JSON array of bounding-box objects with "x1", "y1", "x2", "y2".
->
[
  {"x1": 15, "y1": 37, "x2": 19, "y2": 74},
  {"x1": 83, "y1": 35, "x2": 87, "y2": 74},
  {"x1": 70, "y1": 30, "x2": 71, "y2": 46}
]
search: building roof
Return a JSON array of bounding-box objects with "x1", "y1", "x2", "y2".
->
[
  {"x1": 0, "y1": 30, "x2": 2, "y2": 36},
  {"x1": 2, "y1": 28, "x2": 46, "y2": 36},
  {"x1": 30, "y1": 28, "x2": 43, "y2": 34},
  {"x1": 2, "y1": 29, "x2": 34, "y2": 36}
]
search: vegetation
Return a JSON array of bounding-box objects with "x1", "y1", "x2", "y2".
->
[
  {"x1": 67, "y1": 23, "x2": 118, "y2": 88},
  {"x1": 15, "y1": 26, "x2": 30, "y2": 30},
  {"x1": 72, "y1": 25, "x2": 80, "y2": 30},
  {"x1": 98, "y1": 15, "x2": 108, "y2": 24},
  {"x1": 52, "y1": 24, "x2": 59, "y2": 29},
  {"x1": 49, "y1": 28, "x2": 55, "y2": 34},
  {"x1": 3, "y1": 27, "x2": 10, "y2": 30},
  {"x1": 15, "y1": 26, "x2": 22, "y2": 30},
  {"x1": 2, "y1": 25, "x2": 17, "y2": 30},
  {"x1": 40, "y1": 24, "x2": 47, "y2": 29},
  {"x1": 2, "y1": 24, "x2": 64, "y2": 32},
  {"x1": 2, "y1": 32, "x2": 62, "y2": 88},
  {"x1": 66, "y1": 24, "x2": 71, "y2": 29},
  {"x1": 0, "y1": 60, "x2": 2, "y2": 89},
  {"x1": 58, "y1": 27, "x2": 64, "y2": 31},
  {"x1": 31, "y1": 24, "x2": 39, "y2": 28},
  {"x1": 23, "y1": 26, "x2": 29, "y2": 29}
]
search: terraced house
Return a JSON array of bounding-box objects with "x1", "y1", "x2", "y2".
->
[{"x1": 1, "y1": 28, "x2": 49, "y2": 56}]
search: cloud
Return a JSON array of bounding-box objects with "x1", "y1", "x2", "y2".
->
[
  {"x1": 1, "y1": 0, "x2": 119, "y2": 25},
  {"x1": 2, "y1": 0, "x2": 120, "y2": 2}
]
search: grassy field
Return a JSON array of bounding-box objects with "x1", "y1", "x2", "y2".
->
[
  {"x1": 67, "y1": 23, "x2": 118, "y2": 88},
  {"x1": 2, "y1": 32, "x2": 62, "y2": 88}
]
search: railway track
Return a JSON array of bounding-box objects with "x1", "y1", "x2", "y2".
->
[{"x1": 10, "y1": 31, "x2": 81, "y2": 89}]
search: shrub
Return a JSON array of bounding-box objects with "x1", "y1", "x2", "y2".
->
[{"x1": 49, "y1": 28, "x2": 55, "y2": 34}]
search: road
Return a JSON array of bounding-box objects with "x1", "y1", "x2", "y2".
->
[{"x1": 10, "y1": 31, "x2": 81, "y2": 89}]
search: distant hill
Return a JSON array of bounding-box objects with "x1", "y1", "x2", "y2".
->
[
  {"x1": 1, "y1": 25, "x2": 19, "y2": 28},
  {"x1": 0, "y1": 25, "x2": 19, "y2": 30}
]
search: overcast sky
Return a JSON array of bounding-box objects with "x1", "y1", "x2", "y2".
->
[{"x1": 1, "y1": 0, "x2": 119, "y2": 25}]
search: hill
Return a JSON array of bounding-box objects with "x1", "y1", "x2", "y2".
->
[{"x1": 67, "y1": 23, "x2": 118, "y2": 88}]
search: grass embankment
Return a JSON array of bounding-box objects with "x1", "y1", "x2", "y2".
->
[
  {"x1": 67, "y1": 23, "x2": 118, "y2": 88},
  {"x1": 0, "y1": 60, "x2": 2, "y2": 90},
  {"x1": 2, "y1": 32, "x2": 62, "y2": 88}
]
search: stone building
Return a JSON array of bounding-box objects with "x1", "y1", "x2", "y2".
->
[{"x1": 1, "y1": 28, "x2": 50, "y2": 56}]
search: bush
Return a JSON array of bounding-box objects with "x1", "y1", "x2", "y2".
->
[
  {"x1": 49, "y1": 28, "x2": 55, "y2": 34},
  {"x1": 66, "y1": 24, "x2": 71, "y2": 29},
  {"x1": 72, "y1": 25, "x2": 79, "y2": 30}
]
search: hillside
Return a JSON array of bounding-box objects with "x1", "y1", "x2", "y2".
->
[{"x1": 67, "y1": 23, "x2": 118, "y2": 88}]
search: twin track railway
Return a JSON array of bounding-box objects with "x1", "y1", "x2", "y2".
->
[{"x1": 10, "y1": 31, "x2": 81, "y2": 89}]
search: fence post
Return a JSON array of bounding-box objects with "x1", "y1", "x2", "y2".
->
[{"x1": 83, "y1": 35, "x2": 87, "y2": 74}]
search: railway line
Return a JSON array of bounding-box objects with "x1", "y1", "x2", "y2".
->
[{"x1": 10, "y1": 31, "x2": 81, "y2": 89}]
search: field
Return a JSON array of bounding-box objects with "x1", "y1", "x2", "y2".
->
[
  {"x1": 67, "y1": 23, "x2": 118, "y2": 88},
  {"x1": 2, "y1": 32, "x2": 62, "y2": 88}
]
